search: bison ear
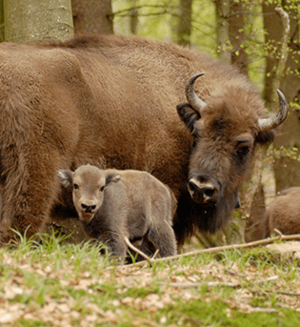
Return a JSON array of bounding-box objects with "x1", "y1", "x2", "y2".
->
[
  {"x1": 177, "y1": 103, "x2": 201, "y2": 132},
  {"x1": 255, "y1": 130, "x2": 275, "y2": 145},
  {"x1": 106, "y1": 173, "x2": 121, "y2": 185},
  {"x1": 57, "y1": 170, "x2": 73, "y2": 188}
]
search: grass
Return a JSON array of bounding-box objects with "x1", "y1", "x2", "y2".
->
[{"x1": 1, "y1": 232, "x2": 300, "y2": 326}]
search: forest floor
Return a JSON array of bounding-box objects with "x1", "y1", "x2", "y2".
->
[{"x1": 1, "y1": 232, "x2": 300, "y2": 327}]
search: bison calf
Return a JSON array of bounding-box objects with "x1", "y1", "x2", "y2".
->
[
  {"x1": 265, "y1": 187, "x2": 300, "y2": 237},
  {"x1": 58, "y1": 165, "x2": 177, "y2": 261}
]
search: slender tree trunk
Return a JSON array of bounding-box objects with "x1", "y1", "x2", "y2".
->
[
  {"x1": 176, "y1": 0, "x2": 192, "y2": 46},
  {"x1": 72, "y1": 0, "x2": 113, "y2": 34},
  {"x1": 4, "y1": 0, "x2": 74, "y2": 43},
  {"x1": 0, "y1": 1, "x2": 4, "y2": 42},
  {"x1": 263, "y1": 1, "x2": 300, "y2": 192},
  {"x1": 228, "y1": 0, "x2": 248, "y2": 75},
  {"x1": 215, "y1": 0, "x2": 230, "y2": 63},
  {"x1": 128, "y1": 0, "x2": 138, "y2": 35},
  {"x1": 263, "y1": 2, "x2": 283, "y2": 108}
]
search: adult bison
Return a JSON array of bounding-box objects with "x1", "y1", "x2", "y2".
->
[{"x1": 0, "y1": 34, "x2": 288, "y2": 246}]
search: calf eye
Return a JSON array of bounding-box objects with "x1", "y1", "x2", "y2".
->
[
  {"x1": 100, "y1": 186, "x2": 105, "y2": 192},
  {"x1": 73, "y1": 184, "x2": 79, "y2": 190}
]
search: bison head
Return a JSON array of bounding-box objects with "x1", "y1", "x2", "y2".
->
[
  {"x1": 57, "y1": 165, "x2": 120, "y2": 222},
  {"x1": 177, "y1": 73, "x2": 288, "y2": 230}
]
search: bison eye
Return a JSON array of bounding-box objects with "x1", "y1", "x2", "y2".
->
[
  {"x1": 73, "y1": 183, "x2": 79, "y2": 190},
  {"x1": 100, "y1": 186, "x2": 105, "y2": 192},
  {"x1": 237, "y1": 146, "x2": 250, "y2": 160}
]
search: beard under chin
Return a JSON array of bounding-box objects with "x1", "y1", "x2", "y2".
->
[{"x1": 79, "y1": 213, "x2": 95, "y2": 222}]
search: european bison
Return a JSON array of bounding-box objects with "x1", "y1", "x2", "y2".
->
[
  {"x1": 266, "y1": 187, "x2": 300, "y2": 237},
  {"x1": 57, "y1": 165, "x2": 177, "y2": 260},
  {"x1": 0, "y1": 34, "x2": 288, "y2": 246}
]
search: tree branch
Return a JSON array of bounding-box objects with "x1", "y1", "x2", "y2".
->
[
  {"x1": 111, "y1": 5, "x2": 176, "y2": 17},
  {"x1": 122, "y1": 232, "x2": 300, "y2": 268}
]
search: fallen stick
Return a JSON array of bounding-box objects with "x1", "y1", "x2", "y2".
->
[
  {"x1": 122, "y1": 232, "x2": 300, "y2": 268},
  {"x1": 160, "y1": 281, "x2": 240, "y2": 288},
  {"x1": 124, "y1": 236, "x2": 153, "y2": 266}
]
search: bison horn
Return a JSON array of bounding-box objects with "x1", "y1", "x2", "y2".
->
[
  {"x1": 185, "y1": 72, "x2": 207, "y2": 113},
  {"x1": 258, "y1": 90, "x2": 289, "y2": 132}
]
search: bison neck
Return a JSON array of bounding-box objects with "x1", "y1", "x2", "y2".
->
[{"x1": 173, "y1": 190, "x2": 235, "y2": 246}]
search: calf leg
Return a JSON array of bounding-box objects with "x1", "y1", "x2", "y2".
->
[
  {"x1": 106, "y1": 235, "x2": 127, "y2": 263},
  {"x1": 148, "y1": 222, "x2": 177, "y2": 257}
]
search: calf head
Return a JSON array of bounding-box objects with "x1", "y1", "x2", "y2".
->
[
  {"x1": 58, "y1": 165, "x2": 120, "y2": 222},
  {"x1": 177, "y1": 73, "x2": 288, "y2": 231}
]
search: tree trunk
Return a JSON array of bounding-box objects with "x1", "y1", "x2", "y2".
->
[
  {"x1": 72, "y1": 0, "x2": 113, "y2": 34},
  {"x1": 4, "y1": 0, "x2": 74, "y2": 43},
  {"x1": 263, "y1": 1, "x2": 300, "y2": 192},
  {"x1": 215, "y1": 0, "x2": 230, "y2": 63},
  {"x1": 228, "y1": 0, "x2": 248, "y2": 76},
  {"x1": 0, "y1": 0, "x2": 4, "y2": 42},
  {"x1": 128, "y1": 0, "x2": 138, "y2": 35},
  {"x1": 176, "y1": 0, "x2": 192, "y2": 46}
]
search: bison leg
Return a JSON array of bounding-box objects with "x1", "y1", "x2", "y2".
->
[
  {"x1": 0, "y1": 153, "x2": 64, "y2": 244},
  {"x1": 148, "y1": 222, "x2": 177, "y2": 257}
]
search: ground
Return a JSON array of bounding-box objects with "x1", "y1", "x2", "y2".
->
[{"x1": 0, "y1": 232, "x2": 300, "y2": 327}]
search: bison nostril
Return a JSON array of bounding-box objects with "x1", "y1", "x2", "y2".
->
[
  {"x1": 188, "y1": 181, "x2": 196, "y2": 196},
  {"x1": 188, "y1": 178, "x2": 218, "y2": 203},
  {"x1": 204, "y1": 189, "x2": 215, "y2": 198},
  {"x1": 81, "y1": 203, "x2": 96, "y2": 213}
]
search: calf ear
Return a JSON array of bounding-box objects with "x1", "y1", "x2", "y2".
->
[
  {"x1": 255, "y1": 130, "x2": 275, "y2": 145},
  {"x1": 57, "y1": 170, "x2": 73, "y2": 188},
  {"x1": 176, "y1": 103, "x2": 200, "y2": 132},
  {"x1": 106, "y1": 173, "x2": 121, "y2": 185}
]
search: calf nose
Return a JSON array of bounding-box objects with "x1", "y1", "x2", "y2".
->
[
  {"x1": 188, "y1": 178, "x2": 218, "y2": 203},
  {"x1": 81, "y1": 203, "x2": 97, "y2": 213}
]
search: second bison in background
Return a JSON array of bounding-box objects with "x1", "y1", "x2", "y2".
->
[
  {"x1": 265, "y1": 187, "x2": 300, "y2": 237},
  {"x1": 58, "y1": 165, "x2": 177, "y2": 261}
]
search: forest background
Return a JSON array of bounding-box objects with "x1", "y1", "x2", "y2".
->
[
  {"x1": 2, "y1": 2, "x2": 300, "y2": 326},
  {"x1": 1, "y1": 0, "x2": 300, "y2": 246}
]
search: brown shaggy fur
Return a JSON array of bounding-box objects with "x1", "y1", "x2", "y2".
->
[
  {"x1": 266, "y1": 187, "x2": 300, "y2": 237},
  {"x1": 0, "y1": 34, "x2": 278, "y2": 245},
  {"x1": 58, "y1": 165, "x2": 177, "y2": 261}
]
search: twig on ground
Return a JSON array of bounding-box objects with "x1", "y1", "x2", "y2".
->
[
  {"x1": 252, "y1": 289, "x2": 300, "y2": 297},
  {"x1": 258, "y1": 275, "x2": 279, "y2": 285},
  {"x1": 122, "y1": 233, "x2": 300, "y2": 268},
  {"x1": 124, "y1": 236, "x2": 153, "y2": 266},
  {"x1": 152, "y1": 249, "x2": 159, "y2": 260},
  {"x1": 225, "y1": 269, "x2": 245, "y2": 279},
  {"x1": 274, "y1": 228, "x2": 283, "y2": 238},
  {"x1": 160, "y1": 281, "x2": 240, "y2": 288},
  {"x1": 246, "y1": 307, "x2": 278, "y2": 314}
]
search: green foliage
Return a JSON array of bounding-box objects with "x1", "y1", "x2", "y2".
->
[
  {"x1": 241, "y1": 246, "x2": 282, "y2": 267},
  {"x1": 267, "y1": 145, "x2": 300, "y2": 163}
]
